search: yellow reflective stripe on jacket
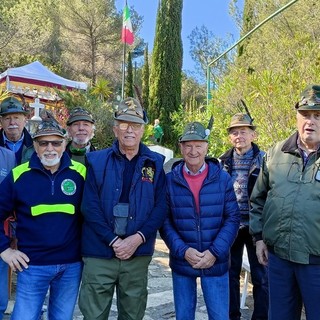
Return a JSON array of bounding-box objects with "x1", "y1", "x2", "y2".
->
[
  {"x1": 12, "y1": 162, "x2": 31, "y2": 183},
  {"x1": 31, "y1": 204, "x2": 75, "y2": 216},
  {"x1": 12, "y1": 160, "x2": 86, "y2": 183},
  {"x1": 70, "y1": 160, "x2": 86, "y2": 179}
]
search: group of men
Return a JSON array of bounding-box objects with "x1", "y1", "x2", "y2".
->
[
  {"x1": 0, "y1": 84, "x2": 320, "y2": 320},
  {"x1": 0, "y1": 97, "x2": 95, "y2": 320}
]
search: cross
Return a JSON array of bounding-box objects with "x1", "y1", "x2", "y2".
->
[{"x1": 29, "y1": 98, "x2": 45, "y2": 121}]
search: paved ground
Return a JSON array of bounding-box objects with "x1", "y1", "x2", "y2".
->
[{"x1": 4, "y1": 236, "x2": 255, "y2": 319}]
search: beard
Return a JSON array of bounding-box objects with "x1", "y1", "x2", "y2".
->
[
  {"x1": 72, "y1": 135, "x2": 90, "y2": 146},
  {"x1": 72, "y1": 131, "x2": 94, "y2": 146},
  {"x1": 39, "y1": 152, "x2": 61, "y2": 167}
]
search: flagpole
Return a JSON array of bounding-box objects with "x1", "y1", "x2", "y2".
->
[
  {"x1": 121, "y1": 39, "x2": 126, "y2": 100},
  {"x1": 121, "y1": 0, "x2": 134, "y2": 100},
  {"x1": 121, "y1": 0, "x2": 127, "y2": 100}
]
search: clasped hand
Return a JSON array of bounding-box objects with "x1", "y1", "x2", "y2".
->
[
  {"x1": 112, "y1": 234, "x2": 143, "y2": 260},
  {"x1": 185, "y1": 247, "x2": 216, "y2": 269}
]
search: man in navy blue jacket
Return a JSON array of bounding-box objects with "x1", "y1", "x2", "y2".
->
[
  {"x1": 0, "y1": 116, "x2": 86, "y2": 320},
  {"x1": 161, "y1": 122, "x2": 240, "y2": 320},
  {"x1": 79, "y1": 97, "x2": 167, "y2": 320}
]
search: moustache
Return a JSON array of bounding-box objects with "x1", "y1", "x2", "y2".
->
[{"x1": 43, "y1": 152, "x2": 58, "y2": 157}]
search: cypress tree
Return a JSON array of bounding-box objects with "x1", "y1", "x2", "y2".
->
[
  {"x1": 125, "y1": 51, "x2": 134, "y2": 98},
  {"x1": 142, "y1": 44, "x2": 150, "y2": 112},
  {"x1": 238, "y1": 1, "x2": 256, "y2": 57},
  {"x1": 149, "y1": 0, "x2": 183, "y2": 147}
]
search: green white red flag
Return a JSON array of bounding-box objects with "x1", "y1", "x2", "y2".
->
[{"x1": 121, "y1": 4, "x2": 134, "y2": 45}]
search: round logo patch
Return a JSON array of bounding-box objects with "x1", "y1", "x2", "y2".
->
[{"x1": 61, "y1": 179, "x2": 76, "y2": 195}]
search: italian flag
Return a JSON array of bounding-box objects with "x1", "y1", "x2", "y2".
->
[{"x1": 122, "y1": 4, "x2": 134, "y2": 45}]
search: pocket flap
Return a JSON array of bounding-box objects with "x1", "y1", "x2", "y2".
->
[{"x1": 113, "y1": 203, "x2": 129, "y2": 218}]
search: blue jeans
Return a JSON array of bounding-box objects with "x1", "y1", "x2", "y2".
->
[
  {"x1": 172, "y1": 271, "x2": 229, "y2": 320},
  {"x1": 269, "y1": 252, "x2": 320, "y2": 320},
  {"x1": 0, "y1": 258, "x2": 8, "y2": 320},
  {"x1": 229, "y1": 226, "x2": 268, "y2": 320},
  {"x1": 11, "y1": 262, "x2": 82, "y2": 320}
]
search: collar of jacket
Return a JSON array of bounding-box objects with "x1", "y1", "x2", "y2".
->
[
  {"x1": 0, "y1": 127, "x2": 33, "y2": 148},
  {"x1": 66, "y1": 141, "x2": 96, "y2": 154},
  {"x1": 111, "y1": 140, "x2": 164, "y2": 163},
  {"x1": 171, "y1": 157, "x2": 220, "y2": 181},
  {"x1": 281, "y1": 132, "x2": 301, "y2": 155},
  {"x1": 219, "y1": 143, "x2": 262, "y2": 174}
]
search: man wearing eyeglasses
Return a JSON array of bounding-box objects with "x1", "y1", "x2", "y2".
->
[
  {"x1": 65, "y1": 107, "x2": 96, "y2": 165},
  {"x1": 250, "y1": 84, "x2": 320, "y2": 320},
  {"x1": 219, "y1": 113, "x2": 268, "y2": 320},
  {"x1": 79, "y1": 97, "x2": 167, "y2": 320},
  {"x1": 0, "y1": 97, "x2": 34, "y2": 165},
  {"x1": 0, "y1": 116, "x2": 86, "y2": 320}
]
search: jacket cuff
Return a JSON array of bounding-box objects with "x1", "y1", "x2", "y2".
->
[
  {"x1": 253, "y1": 233, "x2": 263, "y2": 242},
  {"x1": 109, "y1": 236, "x2": 119, "y2": 246},
  {"x1": 137, "y1": 231, "x2": 145, "y2": 243}
]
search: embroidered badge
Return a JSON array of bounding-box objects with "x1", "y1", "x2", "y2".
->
[
  {"x1": 61, "y1": 179, "x2": 76, "y2": 195},
  {"x1": 141, "y1": 166, "x2": 154, "y2": 183}
]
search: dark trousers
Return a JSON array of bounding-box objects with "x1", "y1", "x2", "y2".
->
[
  {"x1": 269, "y1": 252, "x2": 320, "y2": 320},
  {"x1": 229, "y1": 226, "x2": 269, "y2": 320}
]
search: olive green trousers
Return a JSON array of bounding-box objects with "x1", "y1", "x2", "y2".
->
[{"x1": 79, "y1": 256, "x2": 152, "y2": 320}]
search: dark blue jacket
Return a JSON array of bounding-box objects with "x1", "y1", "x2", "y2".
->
[
  {"x1": 0, "y1": 152, "x2": 86, "y2": 265},
  {"x1": 160, "y1": 158, "x2": 240, "y2": 277},
  {"x1": 81, "y1": 141, "x2": 167, "y2": 259}
]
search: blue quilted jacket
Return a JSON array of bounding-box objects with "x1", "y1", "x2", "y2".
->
[{"x1": 160, "y1": 158, "x2": 240, "y2": 277}]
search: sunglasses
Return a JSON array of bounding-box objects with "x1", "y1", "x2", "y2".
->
[
  {"x1": 37, "y1": 140, "x2": 64, "y2": 147},
  {"x1": 117, "y1": 122, "x2": 143, "y2": 131}
]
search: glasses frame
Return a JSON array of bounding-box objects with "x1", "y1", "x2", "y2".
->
[
  {"x1": 116, "y1": 122, "x2": 143, "y2": 131},
  {"x1": 36, "y1": 140, "x2": 64, "y2": 147}
]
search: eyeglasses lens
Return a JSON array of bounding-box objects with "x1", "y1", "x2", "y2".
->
[
  {"x1": 38, "y1": 140, "x2": 64, "y2": 147},
  {"x1": 118, "y1": 123, "x2": 142, "y2": 131}
]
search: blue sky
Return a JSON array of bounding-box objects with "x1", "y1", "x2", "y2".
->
[{"x1": 115, "y1": 0, "x2": 243, "y2": 73}]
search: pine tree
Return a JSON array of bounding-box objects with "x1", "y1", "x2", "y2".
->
[{"x1": 149, "y1": 0, "x2": 183, "y2": 147}]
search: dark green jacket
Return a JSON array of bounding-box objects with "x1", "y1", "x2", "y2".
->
[{"x1": 250, "y1": 132, "x2": 320, "y2": 264}]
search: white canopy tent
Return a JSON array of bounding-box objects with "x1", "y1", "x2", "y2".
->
[{"x1": 0, "y1": 61, "x2": 87, "y2": 102}]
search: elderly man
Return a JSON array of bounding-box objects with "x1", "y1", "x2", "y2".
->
[
  {"x1": 160, "y1": 122, "x2": 240, "y2": 320},
  {"x1": 66, "y1": 107, "x2": 96, "y2": 164},
  {"x1": 0, "y1": 97, "x2": 34, "y2": 164},
  {"x1": 0, "y1": 116, "x2": 86, "y2": 320},
  {"x1": 0, "y1": 147, "x2": 15, "y2": 320},
  {"x1": 220, "y1": 113, "x2": 268, "y2": 320},
  {"x1": 79, "y1": 97, "x2": 167, "y2": 320},
  {"x1": 250, "y1": 84, "x2": 320, "y2": 320}
]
